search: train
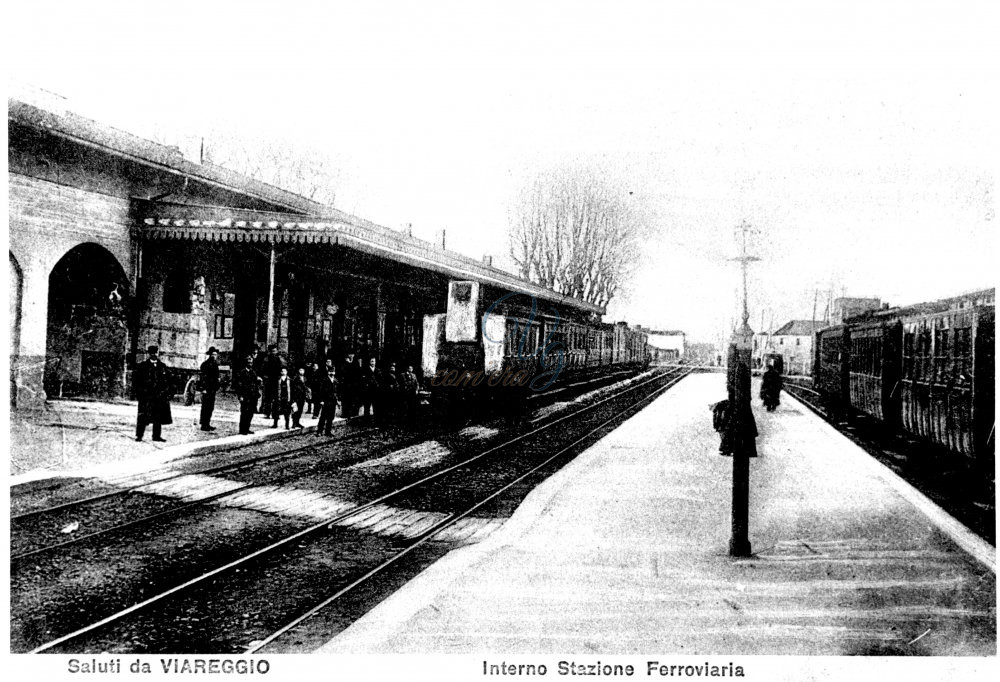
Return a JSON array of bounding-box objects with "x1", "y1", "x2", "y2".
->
[
  {"x1": 421, "y1": 281, "x2": 650, "y2": 414},
  {"x1": 813, "y1": 288, "x2": 994, "y2": 468}
]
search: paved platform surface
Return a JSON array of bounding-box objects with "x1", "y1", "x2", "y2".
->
[
  {"x1": 320, "y1": 373, "x2": 996, "y2": 657},
  {"x1": 8, "y1": 393, "x2": 322, "y2": 483}
]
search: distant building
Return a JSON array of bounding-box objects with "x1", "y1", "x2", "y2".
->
[
  {"x1": 639, "y1": 328, "x2": 685, "y2": 363},
  {"x1": 754, "y1": 320, "x2": 825, "y2": 375},
  {"x1": 830, "y1": 297, "x2": 881, "y2": 326}
]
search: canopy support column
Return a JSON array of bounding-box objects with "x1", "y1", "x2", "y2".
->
[{"x1": 266, "y1": 245, "x2": 277, "y2": 346}]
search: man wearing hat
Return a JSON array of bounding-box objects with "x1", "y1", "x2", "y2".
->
[
  {"x1": 134, "y1": 345, "x2": 173, "y2": 442},
  {"x1": 199, "y1": 346, "x2": 221, "y2": 431}
]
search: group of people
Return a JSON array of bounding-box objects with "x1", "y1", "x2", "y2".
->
[
  {"x1": 133, "y1": 343, "x2": 424, "y2": 443},
  {"x1": 220, "y1": 345, "x2": 423, "y2": 437}
]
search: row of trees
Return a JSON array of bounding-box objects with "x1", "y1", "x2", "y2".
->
[{"x1": 508, "y1": 166, "x2": 645, "y2": 308}]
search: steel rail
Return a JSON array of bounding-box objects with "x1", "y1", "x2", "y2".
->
[
  {"x1": 27, "y1": 368, "x2": 688, "y2": 654},
  {"x1": 11, "y1": 426, "x2": 378, "y2": 522},
  {"x1": 249, "y1": 368, "x2": 691, "y2": 652}
]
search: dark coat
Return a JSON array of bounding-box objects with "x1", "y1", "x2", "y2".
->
[
  {"x1": 199, "y1": 357, "x2": 220, "y2": 393},
  {"x1": 261, "y1": 353, "x2": 285, "y2": 382},
  {"x1": 760, "y1": 368, "x2": 782, "y2": 402},
  {"x1": 377, "y1": 368, "x2": 400, "y2": 394},
  {"x1": 291, "y1": 375, "x2": 309, "y2": 403},
  {"x1": 272, "y1": 376, "x2": 293, "y2": 412},
  {"x1": 340, "y1": 360, "x2": 361, "y2": 392},
  {"x1": 400, "y1": 370, "x2": 419, "y2": 396},
  {"x1": 312, "y1": 375, "x2": 339, "y2": 405},
  {"x1": 134, "y1": 359, "x2": 173, "y2": 426},
  {"x1": 359, "y1": 364, "x2": 378, "y2": 397},
  {"x1": 234, "y1": 365, "x2": 261, "y2": 402}
]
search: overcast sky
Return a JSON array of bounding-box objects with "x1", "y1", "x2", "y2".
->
[{"x1": 6, "y1": 0, "x2": 996, "y2": 342}]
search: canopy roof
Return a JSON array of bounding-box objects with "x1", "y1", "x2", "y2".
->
[{"x1": 139, "y1": 206, "x2": 605, "y2": 316}]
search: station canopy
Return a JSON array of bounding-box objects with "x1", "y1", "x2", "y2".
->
[{"x1": 138, "y1": 204, "x2": 605, "y2": 316}]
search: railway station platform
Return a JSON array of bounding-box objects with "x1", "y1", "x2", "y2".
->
[
  {"x1": 320, "y1": 372, "x2": 996, "y2": 658},
  {"x1": 7, "y1": 394, "x2": 322, "y2": 484}
]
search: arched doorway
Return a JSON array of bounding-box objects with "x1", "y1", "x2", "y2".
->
[
  {"x1": 46, "y1": 243, "x2": 131, "y2": 398},
  {"x1": 10, "y1": 252, "x2": 23, "y2": 406}
]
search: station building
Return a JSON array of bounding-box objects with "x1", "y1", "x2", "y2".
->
[
  {"x1": 8, "y1": 97, "x2": 602, "y2": 408},
  {"x1": 753, "y1": 320, "x2": 825, "y2": 376}
]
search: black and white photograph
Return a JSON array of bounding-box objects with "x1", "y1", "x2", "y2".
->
[{"x1": 4, "y1": 1, "x2": 997, "y2": 680}]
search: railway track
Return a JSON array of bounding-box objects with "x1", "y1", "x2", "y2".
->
[
  {"x1": 11, "y1": 369, "x2": 645, "y2": 561},
  {"x1": 15, "y1": 367, "x2": 690, "y2": 654},
  {"x1": 782, "y1": 382, "x2": 995, "y2": 546}
]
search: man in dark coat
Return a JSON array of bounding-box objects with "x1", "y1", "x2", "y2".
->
[
  {"x1": 271, "y1": 367, "x2": 294, "y2": 429},
  {"x1": 760, "y1": 364, "x2": 783, "y2": 411},
  {"x1": 291, "y1": 367, "x2": 309, "y2": 429},
  {"x1": 304, "y1": 361, "x2": 319, "y2": 415},
  {"x1": 339, "y1": 352, "x2": 359, "y2": 419},
  {"x1": 313, "y1": 366, "x2": 339, "y2": 436},
  {"x1": 259, "y1": 344, "x2": 285, "y2": 418},
  {"x1": 134, "y1": 345, "x2": 172, "y2": 442},
  {"x1": 375, "y1": 360, "x2": 401, "y2": 424},
  {"x1": 399, "y1": 364, "x2": 420, "y2": 422},
  {"x1": 199, "y1": 346, "x2": 220, "y2": 431},
  {"x1": 358, "y1": 357, "x2": 378, "y2": 420},
  {"x1": 234, "y1": 354, "x2": 261, "y2": 435}
]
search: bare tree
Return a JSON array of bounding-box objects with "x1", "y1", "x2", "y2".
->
[
  {"x1": 147, "y1": 124, "x2": 343, "y2": 206},
  {"x1": 508, "y1": 166, "x2": 644, "y2": 308},
  {"x1": 205, "y1": 133, "x2": 342, "y2": 206}
]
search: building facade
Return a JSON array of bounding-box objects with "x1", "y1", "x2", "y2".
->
[
  {"x1": 8, "y1": 97, "x2": 602, "y2": 408},
  {"x1": 753, "y1": 320, "x2": 825, "y2": 375}
]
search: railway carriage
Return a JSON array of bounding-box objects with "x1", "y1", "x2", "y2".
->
[
  {"x1": 422, "y1": 281, "x2": 649, "y2": 414},
  {"x1": 899, "y1": 305, "x2": 993, "y2": 458},
  {"x1": 814, "y1": 324, "x2": 850, "y2": 411},
  {"x1": 847, "y1": 319, "x2": 901, "y2": 426},
  {"x1": 811, "y1": 289, "x2": 994, "y2": 467}
]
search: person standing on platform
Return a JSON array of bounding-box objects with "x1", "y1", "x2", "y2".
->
[
  {"x1": 271, "y1": 367, "x2": 293, "y2": 429},
  {"x1": 198, "y1": 347, "x2": 220, "y2": 431},
  {"x1": 304, "y1": 361, "x2": 319, "y2": 415},
  {"x1": 760, "y1": 363, "x2": 783, "y2": 411},
  {"x1": 359, "y1": 356, "x2": 378, "y2": 420},
  {"x1": 134, "y1": 345, "x2": 172, "y2": 442},
  {"x1": 234, "y1": 354, "x2": 260, "y2": 436},
  {"x1": 399, "y1": 364, "x2": 420, "y2": 422},
  {"x1": 291, "y1": 367, "x2": 309, "y2": 428},
  {"x1": 314, "y1": 365, "x2": 339, "y2": 436},
  {"x1": 376, "y1": 360, "x2": 400, "y2": 424},
  {"x1": 339, "y1": 351, "x2": 359, "y2": 419},
  {"x1": 259, "y1": 345, "x2": 284, "y2": 418}
]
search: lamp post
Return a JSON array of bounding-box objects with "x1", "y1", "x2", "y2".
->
[{"x1": 727, "y1": 221, "x2": 759, "y2": 557}]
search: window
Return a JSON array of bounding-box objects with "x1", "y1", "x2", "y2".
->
[
  {"x1": 902, "y1": 331, "x2": 915, "y2": 379},
  {"x1": 214, "y1": 293, "x2": 235, "y2": 339}
]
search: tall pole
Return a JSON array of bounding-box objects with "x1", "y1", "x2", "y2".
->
[
  {"x1": 266, "y1": 245, "x2": 277, "y2": 346},
  {"x1": 727, "y1": 220, "x2": 760, "y2": 558}
]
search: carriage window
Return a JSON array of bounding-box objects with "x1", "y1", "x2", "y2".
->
[
  {"x1": 902, "y1": 331, "x2": 915, "y2": 379},
  {"x1": 918, "y1": 329, "x2": 932, "y2": 380},
  {"x1": 955, "y1": 327, "x2": 972, "y2": 379},
  {"x1": 934, "y1": 329, "x2": 950, "y2": 382}
]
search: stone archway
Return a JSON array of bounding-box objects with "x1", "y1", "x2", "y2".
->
[{"x1": 46, "y1": 243, "x2": 131, "y2": 398}]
